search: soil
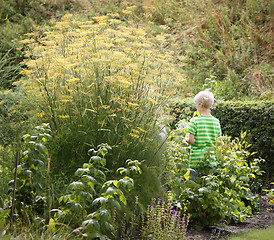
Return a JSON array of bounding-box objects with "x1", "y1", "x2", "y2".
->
[{"x1": 185, "y1": 195, "x2": 274, "y2": 239}]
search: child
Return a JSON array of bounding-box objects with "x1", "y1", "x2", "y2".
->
[{"x1": 185, "y1": 90, "x2": 221, "y2": 180}]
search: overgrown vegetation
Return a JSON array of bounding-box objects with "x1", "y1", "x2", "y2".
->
[
  {"x1": 164, "y1": 123, "x2": 261, "y2": 230},
  {"x1": 17, "y1": 13, "x2": 181, "y2": 209},
  {"x1": 0, "y1": 0, "x2": 273, "y2": 239},
  {"x1": 1, "y1": 0, "x2": 273, "y2": 98}
]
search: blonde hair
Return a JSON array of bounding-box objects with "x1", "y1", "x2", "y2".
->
[{"x1": 193, "y1": 91, "x2": 214, "y2": 109}]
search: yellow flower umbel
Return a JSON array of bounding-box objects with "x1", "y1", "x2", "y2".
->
[{"x1": 18, "y1": 12, "x2": 184, "y2": 151}]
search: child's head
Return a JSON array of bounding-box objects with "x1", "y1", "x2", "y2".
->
[{"x1": 194, "y1": 90, "x2": 214, "y2": 109}]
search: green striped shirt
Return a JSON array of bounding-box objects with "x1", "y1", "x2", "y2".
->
[{"x1": 187, "y1": 115, "x2": 221, "y2": 168}]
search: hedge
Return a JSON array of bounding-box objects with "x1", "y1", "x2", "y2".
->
[{"x1": 171, "y1": 99, "x2": 274, "y2": 183}]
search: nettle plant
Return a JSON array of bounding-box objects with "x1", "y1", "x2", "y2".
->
[
  {"x1": 165, "y1": 123, "x2": 262, "y2": 230},
  {"x1": 52, "y1": 144, "x2": 141, "y2": 239}
]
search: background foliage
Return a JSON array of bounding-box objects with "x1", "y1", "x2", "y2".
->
[{"x1": 0, "y1": 0, "x2": 273, "y2": 98}]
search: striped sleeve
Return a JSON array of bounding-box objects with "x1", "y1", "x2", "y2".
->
[{"x1": 188, "y1": 117, "x2": 197, "y2": 136}]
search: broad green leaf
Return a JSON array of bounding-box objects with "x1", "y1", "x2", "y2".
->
[
  {"x1": 105, "y1": 187, "x2": 116, "y2": 196},
  {"x1": 70, "y1": 202, "x2": 82, "y2": 212},
  {"x1": 89, "y1": 156, "x2": 105, "y2": 166},
  {"x1": 92, "y1": 197, "x2": 106, "y2": 206},
  {"x1": 90, "y1": 168, "x2": 106, "y2": 179},
  {"x1": 116, "y1": 167, "x2": 129, "y2": 175},
  {"x1": 129, "y1": 166, "x2": 138, "y2": 173},
  {"x1": 48, "y1": 218, "x2": 56, "y2": 233},
  {"x1": 68, "y1": 181, "x2": 84, "y2": 190},
  {"x1": 240, "y1": 176, "x2": 249, "y2": 183},
  {"x1": 75, "y1": 168, "x2": 89, "y2": 176},
  {"x1": 108, "y1": 199, "x2": 121, "y2": 210},
  {"x1": 33, "y1": 182, "x2": 42, "y2": 191},
  {"x1": 29, "y1": 135, "x2": 38, "y2": 141},
  {"x1": 0, "y1": 209, "x2": 9, "y2": 219},
  {"x1": 83, "y1": 175, "x2": 96, "y2": 184},
  {"x1": 7, "y1": 180, "x2": 14, "y2": 186},
  {"x1": 101, "y1": 221, "x2": 114, "y2": 232},
  {"x1": 19, "y1": 169, "x2": 33, "y2": 178},
  {"x1": 99, "y1": 208, "x2": 110, "y2": 220},
  {"x1": 103, "y1": 180, "x2": 118, "y2": 188},
  {"x1": 119, "y1": 193, "x2": 127, "y2": 205},
  {"x1": 82, "y1": 218, "x2": 100, "y2": 231},
  {"x1": 29, "y1": 158, "x2": 44, "y2": 167},
  {"x1": 22, "y1": 134, "x2": 31, "y2": 141},
  {"x1": 87, "y1": 182, "x2": 96, "y2": 191},
  {"x1": 86, "y1": 211, "x2": 99, "y2": 219},
  {"x1": 198, "y1": 187, "x2": 208, "y2": 194},
  {"x1": 59, "y1": 194, "x2": 73, "y2": 203},
  {"x1": 36, "y1": 143, "x2": 47, "y2": 154},
  {"x1": 118, "y1": 177, "x2": 134, "y2": 191}
]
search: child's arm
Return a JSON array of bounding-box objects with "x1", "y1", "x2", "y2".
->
[{"x1": 185, "y1": 133, "x2": 194, "y2": 144}]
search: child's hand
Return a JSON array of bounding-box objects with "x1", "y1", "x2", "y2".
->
[{"x1": 185, "y1": 133, "x2": 194, "y2": 144}]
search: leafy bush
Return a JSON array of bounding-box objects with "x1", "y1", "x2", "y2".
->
[
  {"x1": 0, "y1": 208, "x2": 11, "y2": 239},
  {"x1": 164, "y1": 122, "x2": 261, "y2": 230},
  {"x1": 8, "y1": 123, "x2": 51, "y2": 222},
  {"x1": 53, "y1": 144, "x2": 141, "y2": 239},
  {"x1": 263, "y1": 188, "x2": 274, "y2": 210},
  {"x1": 212, "y1": 100, "x2": 273, "y2": 181}
]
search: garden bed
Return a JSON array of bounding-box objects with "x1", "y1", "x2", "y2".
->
[{"x1": 186, "y1": 195, "x2": 274, "y2": 239}]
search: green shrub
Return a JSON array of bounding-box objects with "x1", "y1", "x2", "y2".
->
[
  {"x1": 164, "y1": 125, "x2": 261, "y2": 230},
  {"x1": 171, "y1": 99, "x2": 274, "y2": 183},
  {"x1": 54, "y1": 144, "x2": 141, "y2": 239},
  {"x1": 8, "y1": 123, "x2": 51, "y2": 223}
]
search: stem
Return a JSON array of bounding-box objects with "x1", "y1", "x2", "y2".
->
[
  {"x1": 10, "y1": 151, "x2": 20, "y2": 230},
  {"x1": 2, "y1": 150, "x2": 4, "y2": 198},
  {"x1": 46, "y1": 157, "x2": 52, "y2": 221}
]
